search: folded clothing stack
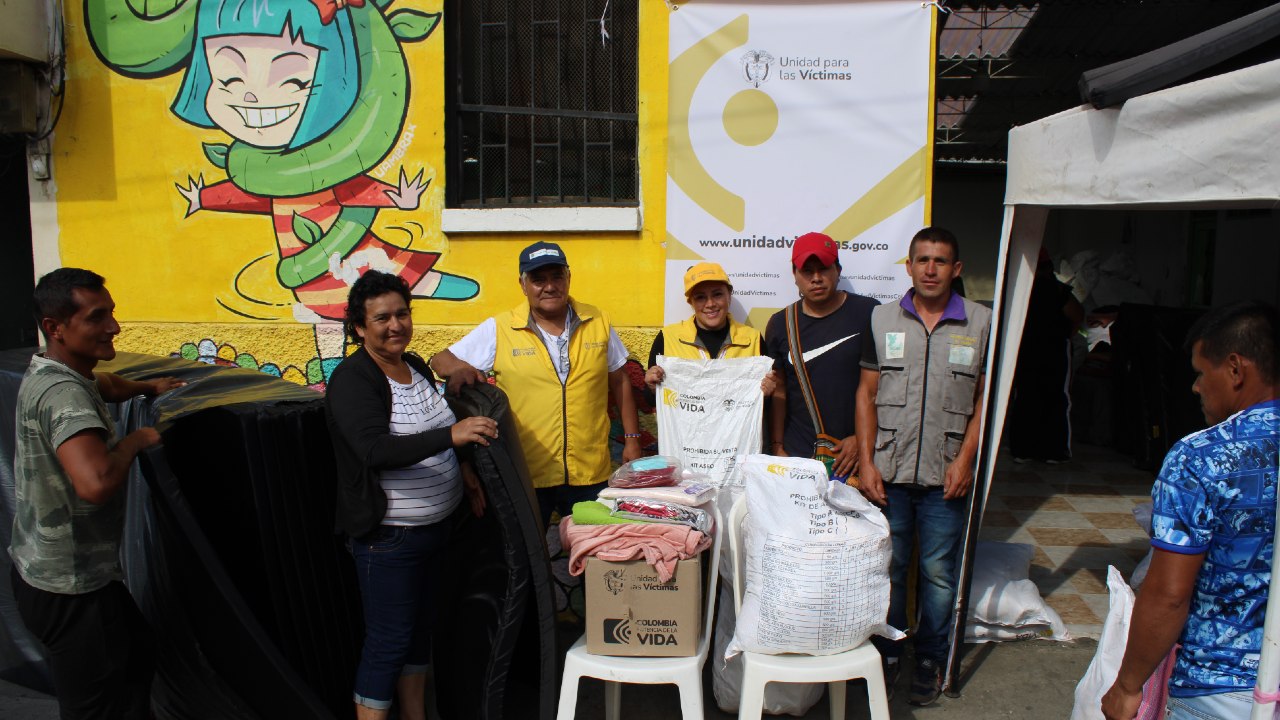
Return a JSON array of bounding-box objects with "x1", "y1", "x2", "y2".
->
[
  {"x1": 610, "y1": 498, "x2": 714, "y2": 534},
  {"x1": 559, "y1": 512, "x2": 712, "y2": 582}
]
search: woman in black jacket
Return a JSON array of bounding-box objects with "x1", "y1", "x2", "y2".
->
[{"x1": 325, "y1": 271, "x2": 497, "y2": 720}]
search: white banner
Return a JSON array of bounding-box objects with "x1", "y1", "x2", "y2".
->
[{"x1": 665, "y1": 1, "x2": 935, "y2": 328}]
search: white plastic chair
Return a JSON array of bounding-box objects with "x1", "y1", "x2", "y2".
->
[
  {"x1": 727, "y1": 498, "x2": 890, "y2": 720},
  {"x1": 556, "y1": 506, "x2": 722, "y2": 720}
]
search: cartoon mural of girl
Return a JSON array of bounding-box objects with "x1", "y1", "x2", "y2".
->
[{"x1": 87, "y1": 0, "x2": 476, "y2": 372}]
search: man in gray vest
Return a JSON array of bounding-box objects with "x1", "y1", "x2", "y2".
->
[{"x1": 856, "y1": 227, "x2": 991, "y2": 706}]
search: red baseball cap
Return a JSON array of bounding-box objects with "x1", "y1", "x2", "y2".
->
[{"x1": 791, "y1": 232, "x2": 839, "y2": 268}]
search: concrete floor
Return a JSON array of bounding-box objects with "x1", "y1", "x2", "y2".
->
[
  {"x1": 0, "y1": 637, "x2": 1098, "y2": 719},
  {"x1": 560, "y1": 637, "x2": 1097, "y2": 719}
]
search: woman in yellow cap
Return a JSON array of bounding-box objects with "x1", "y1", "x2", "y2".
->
[{"x1": 644, "y1": 262, "x2": 777, "y2": 393}]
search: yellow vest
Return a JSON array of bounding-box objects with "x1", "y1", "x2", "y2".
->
[
  {"x1": 659, "y1": 316, "x2": 762, "y2": 360},
  {"x1": 493, "y1": 299, "x2": 614, "y2": 489}
]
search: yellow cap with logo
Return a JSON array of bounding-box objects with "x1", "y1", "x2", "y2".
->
[{"x1": 683, "y1": 262, "x2": 732, "y2": 296}]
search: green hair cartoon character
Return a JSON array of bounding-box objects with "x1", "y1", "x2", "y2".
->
[{"x1": 86, "y1": 0, "x2": 477, "y2": 374}]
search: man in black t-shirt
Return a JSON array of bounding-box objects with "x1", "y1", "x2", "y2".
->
[{"x1": 764, "y1": 232, "x2": 879, "y2": 478}]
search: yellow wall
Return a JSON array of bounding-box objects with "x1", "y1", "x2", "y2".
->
[{"x1": 44, "y1": 0, "x2": 668, "y2": 383}]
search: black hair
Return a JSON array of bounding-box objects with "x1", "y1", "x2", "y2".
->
[
  {"x1": 33, "y1": 268, "x2": 106, "y2": 340},
  {"x1": 344, "y1": 271, "x2": 412, "y2": 345},
  {"x1": 909, "y1": 226, "x2": 961, "y2": 262},
  {"x1": 1185, "y1": 300, "x2": 1279, "y2": 383}
]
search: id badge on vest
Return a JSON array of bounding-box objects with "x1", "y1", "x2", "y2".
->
[{"x1": 885, "y1": 332, "x2": 905, "y2": 360}]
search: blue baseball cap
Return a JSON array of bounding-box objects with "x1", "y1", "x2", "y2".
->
[{"x1": 518, "y1": 241, "x2": 570, "y2": 274}]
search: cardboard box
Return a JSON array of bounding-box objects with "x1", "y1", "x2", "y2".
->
[{"x1": 584, "y1": 554, "x2": 702, "y2": 657}]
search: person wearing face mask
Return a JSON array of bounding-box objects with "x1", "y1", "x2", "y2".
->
[
  {"x1": 430, "y1": 242, "x2": 643, "y2": 527},
  {"x1": 643, "y1": 263, "x2": 776, "y2": 394}
]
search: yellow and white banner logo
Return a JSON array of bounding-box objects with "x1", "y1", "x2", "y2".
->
[{"x1": 665, "y1": 1, "x2": 936, "y2": 328}]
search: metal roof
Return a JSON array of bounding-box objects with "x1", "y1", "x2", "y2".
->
[{"x1": 934, "y1": 0, "x2": 1280, "y2": 164}]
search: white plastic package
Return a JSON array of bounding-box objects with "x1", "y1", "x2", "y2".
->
[
  {"x1": 655, "y1": 356, "x2": 772, "y2": 489},
  {"x1": 607, "y1": 455, "x2": 683, "y2": 488},
  {"x1": 727, "y1": 455, "x2": 902, "y2": 659},
  {"x1": 712, "y1": 583, "x2": 824, "y2": 716},
  {"x1": 1071, "y1": 567, "x2": 1134, "y2": 720},
  {"x1": 968, "y1": 622, "x2": 1063, "y2": 642},
  {"x1": 597, "y1": 480, "x2": 717, "y2": 507},
  {"x1": 965, "y1": 541, "x2": 1071, "y2": 642},
  {"x1": 609, "y1": 498, "x2": 714, "y2": 533}
]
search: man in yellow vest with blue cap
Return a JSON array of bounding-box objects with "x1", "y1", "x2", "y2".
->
[{"x1": 431, "y1": 241, "x2": 642, "y2": 525}]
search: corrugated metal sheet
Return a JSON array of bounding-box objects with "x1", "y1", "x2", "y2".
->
[
  {"x1": 933, "y1": 0, "x2": 1280, "y2": 163},
  {"x1": 938, "y1": 7, "x2": 1037, "y2": 59}
]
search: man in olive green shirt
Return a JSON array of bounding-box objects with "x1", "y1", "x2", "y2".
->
[{"x1": 9, "y1": 268, "x2": 181, "y2": 720}]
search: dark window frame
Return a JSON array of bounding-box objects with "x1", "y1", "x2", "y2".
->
[{"x1": 444, "y1": 0, "x2": 640, "y2": 209}]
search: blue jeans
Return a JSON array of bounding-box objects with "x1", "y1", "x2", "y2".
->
[
  {"x1": 349, "y1": 522, "x2": 450, "y2": 710},
  {"x1": 535, "y1": 481, "x2": 607, "y2": 528},
  {"x1": 1166, "y1": 691, "x2": 1255, "y2": 720},
  {"x1": 876, "y1": 484, "x2": 968, "y2": 664}
]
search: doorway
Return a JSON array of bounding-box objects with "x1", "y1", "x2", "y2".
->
[{"x1": 0, "y1": 136, "x2": 35, "y2": 350}]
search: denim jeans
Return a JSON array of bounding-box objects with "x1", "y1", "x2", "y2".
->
[
  {"x1": 349, "y1": 522, "x2": 451, "y2": 710},
  {"x1": 876, "y1": 484, "x2": 968, "y2": 664},
  {"x1": 1166, "y1": 691, "x2": 1256, "y2": 720}
]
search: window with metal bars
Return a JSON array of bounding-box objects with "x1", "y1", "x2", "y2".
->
[{"x1": 444, "y1": 0, "x2": 639, "y2": 208}]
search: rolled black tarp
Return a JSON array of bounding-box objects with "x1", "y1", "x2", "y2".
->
[
  {"x1": 0, "y1": 350, "x2": 50, "y2": 693},
  {"x1": 1079, "y1": 3, "x2": 1280, "y2": 109},
  {"x1": 439, "y1": 383, "x2": 558, "y2": 720}
]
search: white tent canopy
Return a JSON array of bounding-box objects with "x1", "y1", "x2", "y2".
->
[
  {"x1": 973, "y1": 57, "x2": 1280, "y2": 712},
  {"x1": 988, "y1": 56, "x2": 1280, "y2": 504}
]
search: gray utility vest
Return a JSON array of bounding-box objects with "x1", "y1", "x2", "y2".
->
[{"x1": 864, "y1": 295, "x2": 991, "y2": 488}]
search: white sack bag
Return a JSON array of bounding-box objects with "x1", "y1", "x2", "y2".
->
[
  {"x1": 966, "y1": 541, "x2": 1071, "y2": 641},
  {"x1": 655, "y1": 355, "x2": 772, "y2": 490},
  {"x1": 967, "y1": 619, "x2": 1067, "y2": 643},
  {"x1": 1070, "y1": 566, "x2": 1134, "y2": 720},
  {"x1": 727, "y1": 455, "x2": 903, "y2": 659}
]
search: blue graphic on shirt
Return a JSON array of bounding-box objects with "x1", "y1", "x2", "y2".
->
[{"x1": 1150, "y1": 399, "x2": 1279, "y2": 697}]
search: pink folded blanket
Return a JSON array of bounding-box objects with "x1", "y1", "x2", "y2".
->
[{"x1": 559, "y1": 517, "x2": 711, "y2": 582}]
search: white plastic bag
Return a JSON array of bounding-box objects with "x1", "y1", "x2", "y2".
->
[
  {"x1": 1130, "y1": 550, "x2": 1153, "y2": 590},
  {"x1": 655, "y1": 356, "x2": 772, "y2": 489},
  {"x1": 597, "y1": 480, "x2": 717, "y2": 506},
  {"x1": 727, "y1": 455, "x2": 902, "y2": 659},
  {"x1": 967, "y1": 621, "x2": 1064, "y2": 642},
  {"x1": 965, "y1": 541, "x2": 1071, "y2": 642},
  {"x1": 1070, "y1": 566, "x2": 1134, "y2": 720},
  {"x1": 607, "y1": 455, "x2": 684, "y2": 488},
  {"x1": 711, "y1": 583, "x2": 824, "y2": 716},
  {"x1": 1131, "y1": 502, "x2": 1155, "y2": 590},
  {"x1": 1133, "y1": 502, "x2": 1154, "y2": 535}
]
